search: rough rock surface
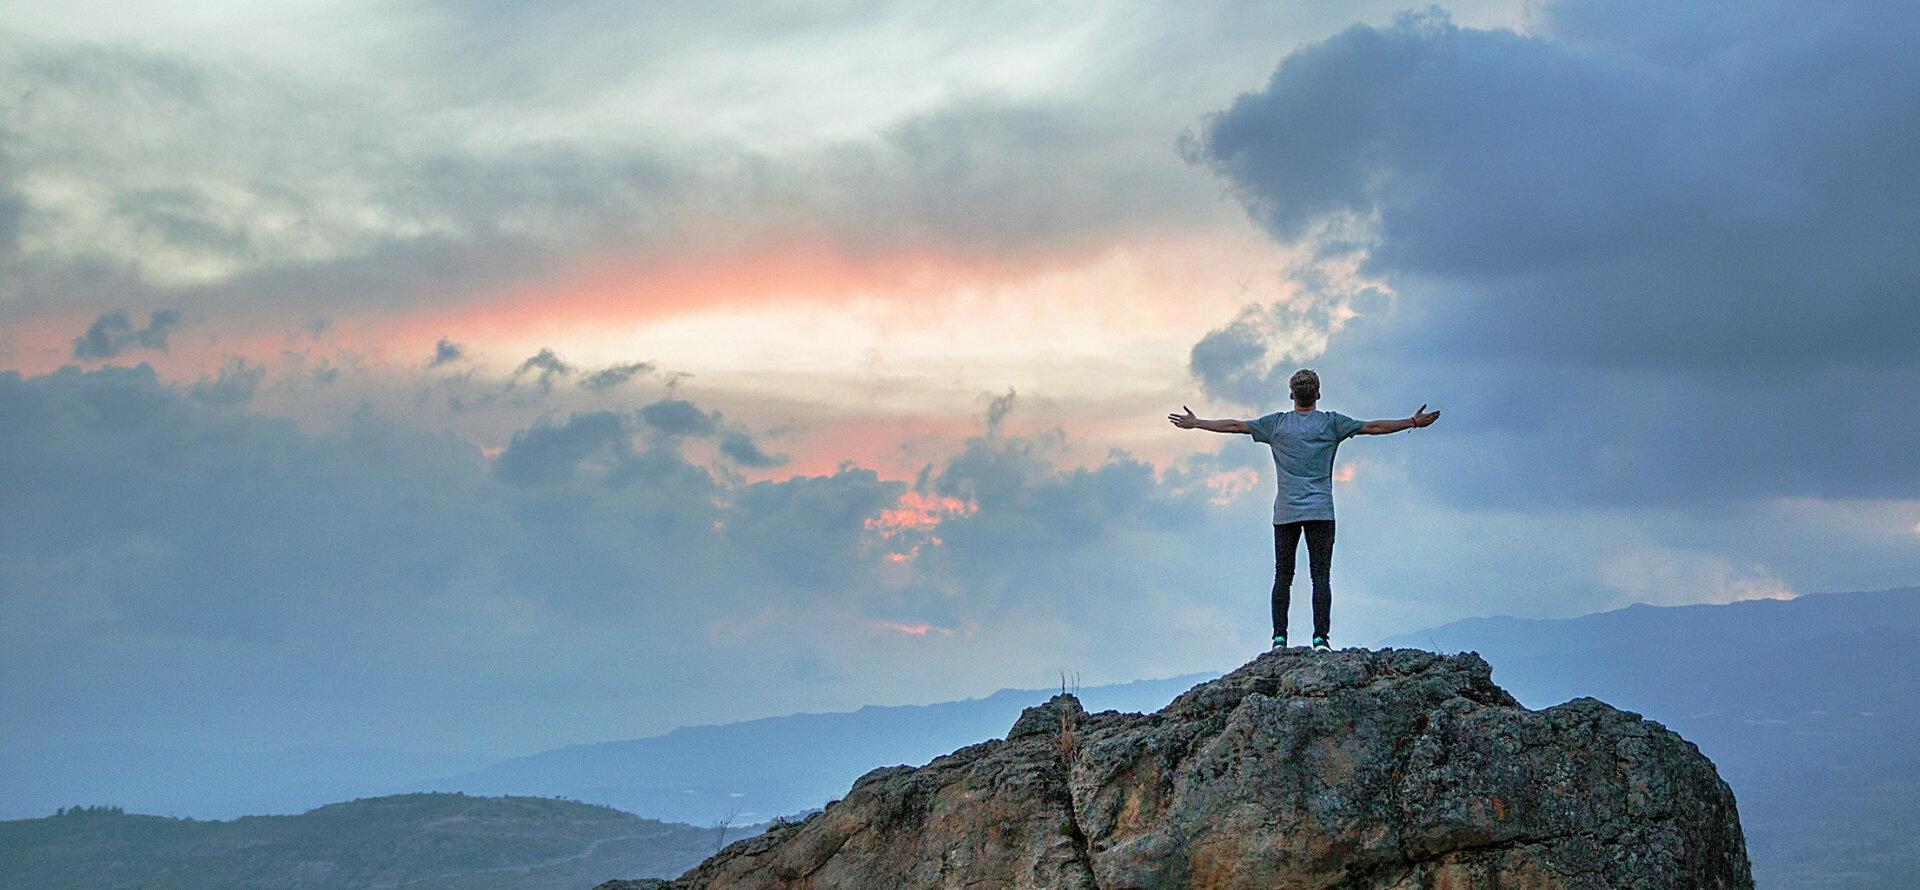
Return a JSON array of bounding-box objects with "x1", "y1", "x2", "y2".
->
[{"x1": 598, "y1": 648, "x2": 1752, "y2": 889}]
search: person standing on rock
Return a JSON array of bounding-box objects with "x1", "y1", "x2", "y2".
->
[{"x1": 1168, "y1": 369, "x2": 1439, "y2": 652}]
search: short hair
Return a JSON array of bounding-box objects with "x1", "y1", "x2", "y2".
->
[{"x1": 1289, "y1": 368, "x2": 1320, "y2": 403}]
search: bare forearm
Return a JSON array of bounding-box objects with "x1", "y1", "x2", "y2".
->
[
  {"x1": 1359, "y1": 417, "x2": 1417, "y2": 435},
  {"x1": 1361, "y1": 405, "x2": 1439, "y2": 435},
  {"x1": 1190, "y1": 417, "x2": 1251, "y2": 434},
  {"x1": 1168, "y1": 405, "x2": 1254, "y2": 434}
]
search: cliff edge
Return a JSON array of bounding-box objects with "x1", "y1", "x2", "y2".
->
[{"x1": 600, "y1": 648, "x2": 1752, "y2": 889}]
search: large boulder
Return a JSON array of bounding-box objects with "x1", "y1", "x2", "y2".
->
[{"x1": 603, "y1": 648, "x2": 1752, "y2": 889}]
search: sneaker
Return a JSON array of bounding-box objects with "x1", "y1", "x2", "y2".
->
[
  {"x1": 1271, "y1": 634, "x2": 1287, "y2": 650},
  {"x1": 1311, "y1": 635, "x2": 1331, "y2": 652}
]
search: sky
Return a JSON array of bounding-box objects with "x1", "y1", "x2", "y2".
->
[{"x1": 4, "y1": 0, "x2": 1919, "y2": 762}]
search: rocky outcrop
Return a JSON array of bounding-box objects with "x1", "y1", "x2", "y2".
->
[{"x1": 600, "y1": 648, "x2": 1752, "y2": 889}]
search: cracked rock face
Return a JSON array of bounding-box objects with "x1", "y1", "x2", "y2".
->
[{"x1": 614, "y1": 649, "x2": 1752, "y2": 889}]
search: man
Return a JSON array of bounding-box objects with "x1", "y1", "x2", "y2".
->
[{"x1": 1168, "y1": 369, "x2": 1439, "y2": 652}]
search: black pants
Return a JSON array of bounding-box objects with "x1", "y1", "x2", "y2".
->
[{"x1": 1273, "y1": 519, "x2": 1335, "y2": 640}]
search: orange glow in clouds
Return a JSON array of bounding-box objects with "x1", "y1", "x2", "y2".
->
[
  {"x1": 866, "y1": 491, "x2": 974, "y2": 534},
  {"x1": 387, "y1": 237, "x2": 1095, "y2": 347},
  {"x1": 864, "y1": 490, "x2": 975, "y2": 563}
]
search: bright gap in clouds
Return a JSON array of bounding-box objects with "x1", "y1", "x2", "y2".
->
[{"x1": 389, "y1": 232, "x2": 1300, "y2": 376}]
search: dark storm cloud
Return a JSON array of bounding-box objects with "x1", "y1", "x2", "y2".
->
[
  {"x1": 501, "y1": 398, "x2": 781, "y2": 473},
  {"x1": 491, "y1": 411, "x2": 630, "y2": 486},
  {"x1": 718, "y1": 431, "x2": 789, "y2": 468},
  {"x1": 637, "y1": 398, "x2": 718, "y2": 437},
  {"x1": 509, "y1": 348, "x2": 574, "y2": 392},
  {"x1": 427, "y1": 338, "x2": 466, "y2": 368},
  {"x1": 187, "y1": 357, "x2": 265, "y2": 407},
  {"x1": 1191, "y1": 1, "x2": 1920, "y2": 367},
  {"x1": 70, "y1": 310, "x2": 184, "y2": 360},
  {"x1": 1186, "y1": 1, "x2": 1920, "y2": 506},
  {"x1": 580, "y1": 360, "x2": 656, "y2": 391}
]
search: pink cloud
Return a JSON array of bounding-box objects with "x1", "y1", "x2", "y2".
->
[
  {"x1": 865, "y1": 620, "x2": 955, "y2": 637},
  {"x1": 380, "y1": 235, "x2": 1104, "y2": 350}
]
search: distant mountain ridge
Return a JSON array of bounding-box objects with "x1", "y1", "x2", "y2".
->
[
  {"x1": 423, "y1": 673, "x2": 1215, "y2": 825},
  {"x1": 0, "y1": 675, "x2": 1211, "y2": 823},
  {"x1": 1382, "y1": 587, "x2": 1920, "y2": 771},
  {"x1": 0, "y1": 792, "x2": 759, "y2": 889}
]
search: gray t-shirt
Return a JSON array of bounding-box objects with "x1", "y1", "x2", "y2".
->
[{"x1": 1245, "y1": 409, "x2": 1365, "y2": 524}]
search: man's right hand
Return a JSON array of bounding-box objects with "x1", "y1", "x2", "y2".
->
[
  {"x1": 1411, "y1": 404, "x2": 1440, "y2": 427},
  {"x1": 1170, "y1": 408, "x2": 1252, "y2": 435}
]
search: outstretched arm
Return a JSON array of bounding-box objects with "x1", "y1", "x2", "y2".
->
[
  {"x1": 1168, "y1": 406, "x2": 1252, "y2": 435},
  {"x1": 1359, "y1": 404, "x2": 1441, "y2": 435}
]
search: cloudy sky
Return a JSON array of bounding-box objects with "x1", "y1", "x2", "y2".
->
[{"x1": 4, "y1": 0, "x2": 1918, "y2": 761}]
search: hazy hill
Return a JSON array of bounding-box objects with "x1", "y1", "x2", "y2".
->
[
  {"x1": 0, "y1": 743, "x2": 489, "y2": 821},
  {"x1": 0, "y1": 793, "x2": 758, "y2": 889},
  {"x1": 1381, "y1": 586, "x2": 1920, "y2": 889},
  {"x1": 424, "y1": 673, "x2": 1213, "y2": 825}
]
